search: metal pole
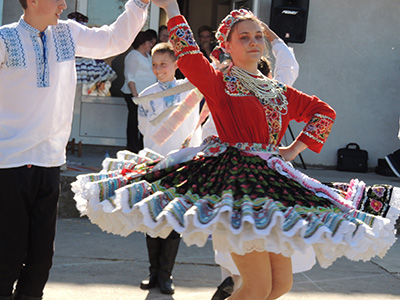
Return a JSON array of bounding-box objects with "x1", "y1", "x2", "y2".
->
[
  {"x1": 76, "y1": 0, "x2": 88, "y2": 15},
  {"x1": 252, "y1": 0, "x2": 260, "y2": 16},
  {"x1": 0, "y1": 0, "x2": 3, "y2": 25},
  {"x1": 288, "y1": 125, "x2": 307, "y2": 169}
]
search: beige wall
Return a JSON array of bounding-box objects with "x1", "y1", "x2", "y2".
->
[
  {"x1": 286, "y1": 0, "x2": 400, "y2": 168},
  {"x1": 185, "y1": 0, "x2": 400, "y2": 168}
]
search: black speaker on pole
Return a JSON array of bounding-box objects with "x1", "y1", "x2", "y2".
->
[{"x1": 270, "y1": 0, "x2": 310, "y2": 43}]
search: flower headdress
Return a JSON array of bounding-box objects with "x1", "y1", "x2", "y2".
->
[{"x1": 216, "y1": 9, "x2": 257, "y2": 53}]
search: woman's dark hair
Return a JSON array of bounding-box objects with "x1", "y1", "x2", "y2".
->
[
  {"x1": 258, "y1": 57, "x2": 271, "y2": 77},
  {"x1": 145, "y1": 29, "x2": 157, "y2": 41},
  {"x1": 132, "y1": 31, "x2": 153, "y2": 49}
]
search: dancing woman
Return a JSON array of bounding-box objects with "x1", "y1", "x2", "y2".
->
[{"x1": 73, "y1": 1, "x2": 399, "y2": 299}]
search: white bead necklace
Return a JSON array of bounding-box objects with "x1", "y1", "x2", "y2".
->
[{"x1": 230, "y1": 66, "x2": 288, "y2": 114}]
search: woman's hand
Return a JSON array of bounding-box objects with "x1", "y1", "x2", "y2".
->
[
  {"x1": 279, "y1": 140, "x2": 308, "y2": 162},
  {"x1": 151, "y1": 0, "x2": 180, "y2": 18}
]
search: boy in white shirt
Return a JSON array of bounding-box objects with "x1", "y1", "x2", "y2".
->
[
  {"x1": 138, "y1": 43, "x2": 202, "y2": 155},
  {"x1": 0, "y1": 0, "x2": 149, "y2": 299},
  {"x1": 137, "y1": 42, "x2": 202, "y2": 295}
]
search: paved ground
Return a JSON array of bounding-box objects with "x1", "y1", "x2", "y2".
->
[
  {"x1": 45, "y1": 218, "x2": 400, "y2": 300},
  {"x1": 45, "y1": 148, "x2": 400, "y2": 299}
]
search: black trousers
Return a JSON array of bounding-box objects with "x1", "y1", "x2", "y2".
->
[
  {"x1": 124, "y1": 93, "x2": 143, "y2": 153},
  {"x1": 0, "y1": 166, "x2": 60, "y2": 297}
]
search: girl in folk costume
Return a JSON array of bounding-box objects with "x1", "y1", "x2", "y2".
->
[{"x1": 72, "y1": 1, "x2": 399, "y2": 299}]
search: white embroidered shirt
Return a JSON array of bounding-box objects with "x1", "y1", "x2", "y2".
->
[{"x1": 0, "y1": 0, "x2": 148, "y2": 168}]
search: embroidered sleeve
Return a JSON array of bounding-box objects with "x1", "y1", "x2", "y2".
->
[
  {"x1": 167, "y1": 16, "x2": 226, "y2": 113},
  {"x1": 284, "y1": 86, "x2": 336, "y2": 153},
  {"x1": 300, "y1": 113, "x2": 335, "y2": 147},
  {"x1": 168, "y1": 16, "x2": 201, "y2": 59}
]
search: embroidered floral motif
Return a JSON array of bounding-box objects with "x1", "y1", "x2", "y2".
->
[
  {"x1": 358, "y1": 184, "x2": 393, "y2": 217},
  {"x1": 0, "y1": 25, "x2": 26, "y2": 69},
  {"x1": 370, "y1": 199, "x2": 383, "y2": 212},
  {"x1": 226, "y1": 141, "x2": 278, "y2": 153},
  {"x1": 202, "y1": 140, "x2": 227, "y2": 157},
  {"x1": 170, "y1": 23, "x2": 201, "y2": 59},
  {"x1": 223, "y1": 74, "x2": 251, "y2": 97},
  {"x1": 303, "y1": 114, "x2": 334, "y2": 144},
  {"x1": 264, "y1": 105, "x2": 282, "y2": 146},
  {"x1": 52, "y1": 23, "x2": 75, "y2": 62}
]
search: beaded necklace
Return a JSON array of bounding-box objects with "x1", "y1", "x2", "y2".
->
[{"x1": 230, "y1": 66, "x2": 288, "y2": 114}]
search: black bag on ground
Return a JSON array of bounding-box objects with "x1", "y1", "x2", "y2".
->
[{"x1": 337, "y1": 143, "x2": 368, "y2": 172}]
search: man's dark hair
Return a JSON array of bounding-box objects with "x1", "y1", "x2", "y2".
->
[
  {"x1": 159, "y1": 25, "x2": 167, "y2": 33},
  {"x1": 19, "y1": 0, "x2": 27, "y2": 9}
]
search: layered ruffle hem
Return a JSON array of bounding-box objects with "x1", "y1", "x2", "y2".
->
[{"x1": 72, "y1": 136, "x2": 399, "y2": 272}]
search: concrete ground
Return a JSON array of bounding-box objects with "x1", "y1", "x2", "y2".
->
[
  {"x1": 46, "y1": 218, "x2": 400, "y2": 300},
  {"x1": 46, "y1": 148, "x2": 400, "y2": 299}
]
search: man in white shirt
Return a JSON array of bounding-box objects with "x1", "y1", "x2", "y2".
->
[{"x1": 0, "y1": 0, "x2": 149, "y2": 299}]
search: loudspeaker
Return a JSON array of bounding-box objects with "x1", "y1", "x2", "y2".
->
[{"x1": 270, "y1": 0, "x2": 310, "y2": 43}]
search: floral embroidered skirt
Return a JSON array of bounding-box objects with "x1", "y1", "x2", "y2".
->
[{"x1": 72, "y1": 136, "x2": 399, "y2": 272}]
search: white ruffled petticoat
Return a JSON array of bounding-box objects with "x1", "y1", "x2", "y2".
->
[{"x1": 72, "y1": 137, "x2": 399, "y2": 273}]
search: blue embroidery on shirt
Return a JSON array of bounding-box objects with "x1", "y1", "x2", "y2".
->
[
  {"x1": 138, "y1": 105, "x2": 148, "y2": 117},
  {"x1": 133, "y1": 0, "x2": 147, "y2": 9},
  {"x1": 150, "y1": 100, "x2": 157, "y2": 113},
  {"x1": 29, "y1": 33, "x2": 50, "y2": 88},
  {"x1": 20, "y1": 18, "x2": 51, "y2": 86},
  {"x1": 159, "y1": 81, "x2": 178, "y2": 107},
  {"x1": 18, "y1": 19, "x2": 50, "y2": 87},
  {"x1": 52, "y1": 23, "x2": 75, "y2": 62},
  {"x1": 0, "y1": 25, "x2": 26, "y2": 69}
]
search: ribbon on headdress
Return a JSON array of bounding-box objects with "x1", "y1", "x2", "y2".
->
[{"x1": 216, "y1": 9, "x2": 257, "y2": 53}]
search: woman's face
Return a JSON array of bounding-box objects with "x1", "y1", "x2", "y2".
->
[
  {"x1": 159, "y1": 28, "x2": 169, "y2": 43},
  {"x1": 144, "y1": 40, "x2": 153, "y2": 53},
  {"x1": 225, "y1": 20, "x2": 265, "y2": 70}
]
